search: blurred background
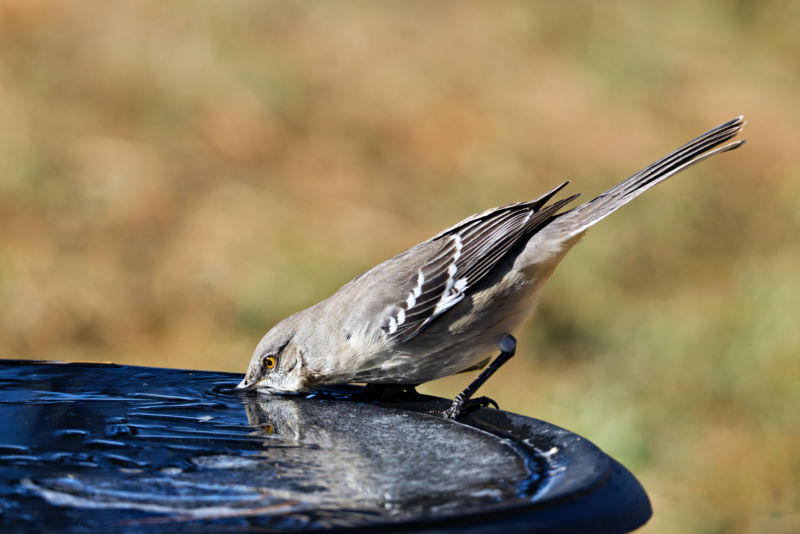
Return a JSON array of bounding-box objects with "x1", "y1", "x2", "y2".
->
[{"x1": 1, "y1": 1, "x2": 798, "y2": 532}]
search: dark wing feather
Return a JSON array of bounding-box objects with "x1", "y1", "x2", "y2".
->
[{"x1": 380, "y1": 184, "x2": 580, "y2": 342}]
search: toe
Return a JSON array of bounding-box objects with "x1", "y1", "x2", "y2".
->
[{"x1": 473, "y1": 396, "x2": 499, "y2": 410}]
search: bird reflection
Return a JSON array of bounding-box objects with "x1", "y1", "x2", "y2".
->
[{"x1": 241, "y1": 396, "x2": 529, "y2": 517}]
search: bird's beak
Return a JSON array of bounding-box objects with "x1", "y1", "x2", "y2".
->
[{"x1": 236, "y1": 377, "x2": 253, "y2": 390}]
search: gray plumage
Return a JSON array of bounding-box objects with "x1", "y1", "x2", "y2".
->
[{"x1": 238, "y1": 117, "x2": 746, "y2": 416}]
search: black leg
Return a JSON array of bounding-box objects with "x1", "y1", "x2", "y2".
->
[{"x1": 440, "y1": 334, "x2": 517, "y2": 420}]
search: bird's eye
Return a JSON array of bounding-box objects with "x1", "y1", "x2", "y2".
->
[{"x1": 263, "y1": 356, "x2": 276, "y2": 370}]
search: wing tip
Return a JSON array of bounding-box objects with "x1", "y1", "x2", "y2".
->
[{"x1": 531, "y1": 181, "x2": 571, "y2": 211}]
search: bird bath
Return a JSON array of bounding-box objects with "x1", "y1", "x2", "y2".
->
[{"x1": 0, "y1": 360, "x2": 650, "y2": 533}]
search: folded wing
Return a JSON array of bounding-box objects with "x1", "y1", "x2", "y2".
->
[{"x1": 381, "y1": 183, "x2": 580, "y2": 342}]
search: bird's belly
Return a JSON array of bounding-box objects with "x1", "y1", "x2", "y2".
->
[
  {"x1": 350, "y1": 345, "x2": 495, "y2": 384},
  {"x1": 345, "y1": 320, "x2": 514, "y2": 384}
]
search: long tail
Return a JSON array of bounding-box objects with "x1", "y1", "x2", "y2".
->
[{"x1": 546, "y1": 116, "x2": 746, "y2": 240}]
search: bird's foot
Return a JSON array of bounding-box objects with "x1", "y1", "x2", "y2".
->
[{"x1": 430, "y1": 395, "x2": 499, "y2": 420}]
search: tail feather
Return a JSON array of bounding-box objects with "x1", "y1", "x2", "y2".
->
[{"x1": 547, "y1": 116, "x2": 746, "y2": 240}]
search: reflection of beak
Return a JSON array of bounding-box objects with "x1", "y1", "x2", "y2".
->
[{"x1": 236, "y1": 377, "x2": 253, "y2": 390}]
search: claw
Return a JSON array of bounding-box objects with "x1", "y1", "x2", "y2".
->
[
  {"x1": 426, "y1": 407, "x2": 460, "y2": 420},
  {"x1": 472, "y1": 396, "x2": 499, "y2": 410},
  {"x1": 428, "y1": 396, "x2": 499, "y2": 420}
]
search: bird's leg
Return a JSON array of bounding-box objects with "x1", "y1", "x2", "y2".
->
[{"x1": 439, "y1": 334, "x2": 517, "y2": 420}]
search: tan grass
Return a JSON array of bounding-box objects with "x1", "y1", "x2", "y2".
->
[{"x1": 1, "y1": 2, "x2": 798, "y2": 532}]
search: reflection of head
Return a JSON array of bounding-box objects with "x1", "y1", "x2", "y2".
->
[
  {"x1": 245, "y1": 398, "x2": 303, "y2": 441},
  {"x1": 240, "y1": 396, "x2": 529, "y2": 517}
]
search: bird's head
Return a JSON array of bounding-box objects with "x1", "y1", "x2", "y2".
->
[{"x1": 237, "y1": 320, "x2": 308, "y2": 394}]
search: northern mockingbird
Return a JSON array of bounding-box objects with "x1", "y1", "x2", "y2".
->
[{"x1": 238, "y1": 117, "x2": 746, "y2": 419}]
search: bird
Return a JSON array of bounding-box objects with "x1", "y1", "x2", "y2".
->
[{"x1": 237, "y1": 117, "x2": 746, "y2": 419}]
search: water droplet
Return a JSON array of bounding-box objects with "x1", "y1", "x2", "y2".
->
[
  {"x1": 130, "y1": 373, "x2": 157, "y2": 380},
  {"x1": 105, "y1": 454, "x2": 148, "y2": 468},
  {"x1": 105, "y1": 424, "x2": 135, "y2": 437},
  {"x1": 160, "y1": 467, "x2": 182, "y2": 475},
  {"x1": 0, "y1": 445, "x2": 30, "y2": 454},
  {"x1": 54, "y1": 430, "x2": 90, "y2": 440},
  {"x1": 85, "y1": 439, "x2": 128, "y2": 450}
]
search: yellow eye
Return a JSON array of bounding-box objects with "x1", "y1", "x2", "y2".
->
[
  {"x1": 264, "y1": 424, "x2": 274, "y2": 434},
  {"x1": 263, "y1": 356, "x2": 276, "y2": 370}
]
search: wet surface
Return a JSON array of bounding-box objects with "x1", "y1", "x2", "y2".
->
[{"x1": 0, "y1": 360, "x2": 619, "y2": 532}]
